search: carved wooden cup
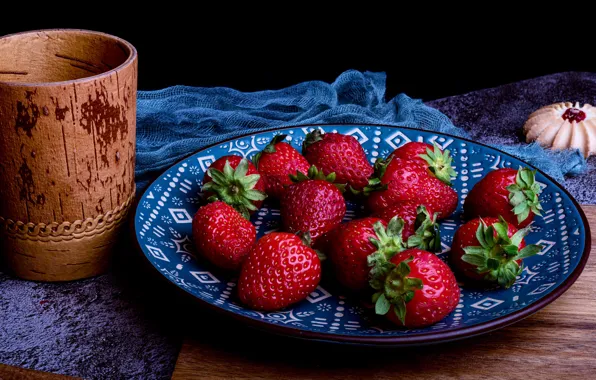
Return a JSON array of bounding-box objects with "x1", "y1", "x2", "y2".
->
[{"x1": 0, "y1": 30, "x2": 137, "y2": 281}]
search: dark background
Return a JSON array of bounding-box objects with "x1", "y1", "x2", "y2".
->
[{"x1": 1, "y1": 16, "x2": 594, "y2": 101}]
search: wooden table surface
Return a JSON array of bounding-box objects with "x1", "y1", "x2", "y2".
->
[{"x1": 171, "y1": 205, "x2": 596, "y2": 380}]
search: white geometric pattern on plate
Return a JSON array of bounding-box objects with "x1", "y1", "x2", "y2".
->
[
  {"x1": 470, "y1": 298, "x2": 505, "y2": 311},
  {"x1": 190, "y1": 271, "x2": 220, "y2": 284},
  {"x1": 168, "y1": 208, "x2": 193, "y2": 223}
]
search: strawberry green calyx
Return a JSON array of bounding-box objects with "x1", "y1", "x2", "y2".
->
[
  {"x1": 461, "y1": 216, "x2": 543, "y2": 288},
  {"x1": 289, "y1": 165, "x2": 346, "y2": 192},
  {"x1": 367, "y1": 217, "x2": 406, "y2": 290},
  {"x1": 296, "y1": 230, "x2": 327, "y2": 261},
  {"x1": 296, "y1": 230, "x2": 313, "y2": 247},
  {"x1": 359, "y1": 158, "x2": 390, "y2": 195},
  {"x1": 407, "y1": 206, "x2": 442, "y2": 253},
  {"x1": 419, "y1": 143, "x2": 457, "y2": 186},
  {"x1": 302, "y1": 129, "x2": 324, "y2": 152},
  {"x1": 252, "y1": 134, "x2": 287, "y2": 169},
  {"x1": 373, "y1": 156, "x2": 390, "y2": 179},
  {"x1": 202, "y1": 159, "x2": 267, "y2": 219},
  {"x1": 351, "y1": 177, "x2": 388, "y2": 196},
  {"x1": 506, "y1": 167, "x2": 543, "y2": 223},
  {"x1": 370, "y1": 256, "x2": 423, "y2": 325},
  {"x1": 368, "y1": 217, "x2": 406, "y2": 261}
]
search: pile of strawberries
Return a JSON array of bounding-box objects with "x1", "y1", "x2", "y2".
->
[{"x1": 191, "y1": 130, "x2": 543, "y2": 328}]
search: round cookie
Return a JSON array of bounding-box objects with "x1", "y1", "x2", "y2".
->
[{"x1": 524, "y1": 102, "x2": 596, "y2": 158}]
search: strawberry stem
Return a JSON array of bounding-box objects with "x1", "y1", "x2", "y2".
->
[
  {"x1": 368, "y1": 217, "x2": 406, "y2": 263},
  {"x1": 360, "y1": 159, "x2": 390, "y2": 195},
  {"x1": 419, "y1": 143, "x2": 457, "y2": 186},
  {"x1": 506, "y1": 167, "x2": 543, "y2": 223},
  {"x1": 201, "y1": 158, "x2": 267, "y2": 219},
  {"x1": 406, "y1": 205, "x2": 442, "y2": 253},
  {"x1": 296, "y1": 230, "x2": 327, "y2": 261},
  {"x1": 367, "y1": 216, "x2": 407, "y2": 292},
  {"x1": 302, "y1": 129, "x2": 324, "y2": 152},
  {"x1": 461, "y1": 216, "x2": 543, "y2": 288},
  {"x1": 289, "y1": 165, "x2": 346, "y2": 193},
  {"x1": 296, "y1": 230, "x2": 312, "y2": 247},
  {"x1": 370, "y1": 256, "x2": 423, "y2": 325}
]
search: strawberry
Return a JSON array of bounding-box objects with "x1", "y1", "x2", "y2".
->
[
  {"x1": 312, "y1": 228, "x2": 336, "y2": 254},
  {"x1": 464, "y1": 167, "x2": 543, "y2": 228},
  {"x1": 192, "y1": 201, "x2": 256, "y2": 270},
  {"x1": 388, "y1": 142, "x2": 457, "y2": 185},
  {"x1": 202, "y1": 155, "x2": 267, "y2": 218},
  {"x1": 450, "y1": 216, "x2": 542, "y2": 288},
  {"x1": 328, "y1": 217, "x2": 405, "y2": 291},
  {"x1": 373, "y1": 201, "x2": 441, "y2": 252},
  {"x1": 238, "y1": 232, "x2": 321, "y2": 311},
  {"x1": 388, "y1": 142, "x2": 433, "y2": 162},
  {"x1": 366, "y1": 157, "x2": 458, "y2": 220},
  {"x1": 280, "y1": 166, "x2": 346, "y2": 243},
  {"x1": 252, "y1": 134, "x2": 310, "y2": 199},
  {"x1": 369, "y1": 249, "x2": 460, "y2": 327},
  {"x1": 302, "y1": 130, "x2": 373, "y2": 191}
]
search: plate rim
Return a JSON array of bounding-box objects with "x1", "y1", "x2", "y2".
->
[{"x1": 134, "y1": 122, "x2": 592, "y2": 346}]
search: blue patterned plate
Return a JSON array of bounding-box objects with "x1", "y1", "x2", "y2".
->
[{"x1": 134, "y1": 124, "x2": 591, "y2": 345}]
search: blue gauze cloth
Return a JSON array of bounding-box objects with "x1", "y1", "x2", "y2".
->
[{"x1": 135, "y1": 70, "x2": 587, "y2": 192}]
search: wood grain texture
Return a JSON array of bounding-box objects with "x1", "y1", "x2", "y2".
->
[
  {"x1": 172, "y1": 205, "x2": 596, "y2": 380},
  {"x1": 0, "y1": 364, "x2": 77, "y2": 380}
]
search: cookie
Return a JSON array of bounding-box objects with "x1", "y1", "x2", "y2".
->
[{"x1": 524, "y1": 102, "x2": 596, "y2": 158}]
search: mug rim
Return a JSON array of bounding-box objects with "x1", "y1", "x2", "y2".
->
[{"x1": 0, "y1": 28, "x2": 137, "y2": 87}]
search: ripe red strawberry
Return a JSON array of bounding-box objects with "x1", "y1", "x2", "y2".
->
[
  {"x1": 202, "y1": 155, "x2": 267, "y2": 218},
  {"x1": 464, "y1": 167, "x2": 543, "y2": 228},
  {"x1": 450, "y1": 216, "x2": 542, "y2": 288},
  {"x1": 389, "y1": 142, "x2": 433, "y2": 162},
  {"x1": 302, "y1": 130, "x2": 373, "y2": 191},
  {"x1": 192, "y1": 201, "x2": 256, "y2": 270},
  {"x1": 238, "y1": 232, "x2": 321, "y2": 310},
  {"x1": 311, "y1": 228, "x2": 336, "y2": 254},
  {"x1": 366, "y1": 157, "x2": 458, "y2": 219},
  {"x1": 252, "y1": 134, "x2": 310, "y2": 198},
  {"x1": 388, "y1": 142, "x2": 457, "y2": 185},
  {"x1": 373, "y1": 201, "x2": 441, "y2": 252},
  {"x1": 328, "y1": 217, "x2": 405, "y2": 291},
  {"x1": 280, "y1": 166, "x2": 346, "y2": 243},
  {"x1": 370, "y1": 249, "x2": 460, "y2": 327}
]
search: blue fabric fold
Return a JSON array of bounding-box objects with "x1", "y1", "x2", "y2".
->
[{"x1": 135, "y1": 70, "x2": 587, "y2": 192}]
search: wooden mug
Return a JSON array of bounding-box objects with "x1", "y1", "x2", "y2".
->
[{"x1": 0, "y1": 29, "x2": 137, "y2": 281}]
